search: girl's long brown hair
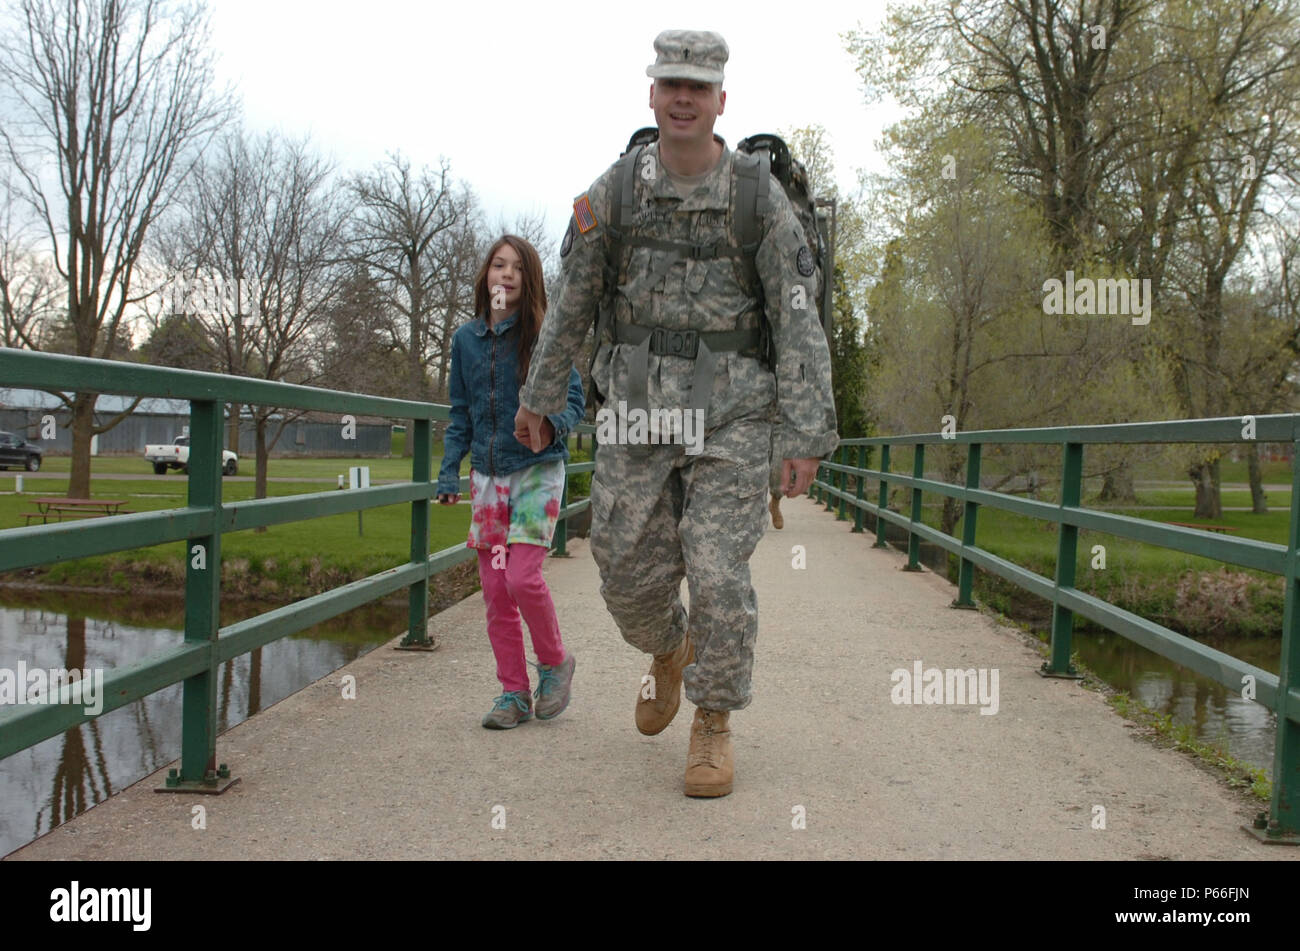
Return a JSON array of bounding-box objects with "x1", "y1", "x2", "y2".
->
[{"x1": 474, "y1": 234, "x2": 547, "y2": 386}]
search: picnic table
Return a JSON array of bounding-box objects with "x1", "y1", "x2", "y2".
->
[
  {"x1": 1162, "y1": 520, "x2": 1237, "y2": 534},
  {"x1": 23, "y1": 498, "x2": 132, "y2": 525}
]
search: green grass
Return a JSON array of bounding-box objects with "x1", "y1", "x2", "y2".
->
[
  {"x1": 840, "y1": 475, "x2": 1291, "y2": 639},
  {"x1": 29, "y1": 450, "x2": 436, "y2": 481},
  {"x1": 0, "y1": 473, "x2": 474, "y2": 595}
]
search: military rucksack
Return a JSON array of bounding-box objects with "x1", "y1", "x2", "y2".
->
[
  {"x1": 589, "y1": 128, "x2": 833, "y2": 410},
  {"x1": 735, "y1": 133, "x2": 834, "y2": 336}
]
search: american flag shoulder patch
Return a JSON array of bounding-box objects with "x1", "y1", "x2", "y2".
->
[{"x1": 573, "y1": 194, "x2": 597, "y2": 233}]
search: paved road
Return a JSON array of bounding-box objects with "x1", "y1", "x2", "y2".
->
[{"x1": 7, "y1": 496, "x2": 1291, "y2": 860}]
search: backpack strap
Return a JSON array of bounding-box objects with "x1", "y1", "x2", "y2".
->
[
  {"x1": 733, "y1": 149, "x2": 774, "y2": 370},
  {"x1": 733, "y1": 149, "x2": 770, "y2": 257},
  {"x1": 589, "y1": 144, "x2": 644, "y2": 405}
]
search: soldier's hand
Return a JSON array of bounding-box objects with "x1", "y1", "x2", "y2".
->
[
  {"x1": 437, "y1": 493, "x2": 461, "y2": 505},
  {"x1": 514, "y1": 406, "x2": 547, "y2": 453},
  {"x1": 517, "y1": 417, "x2": 555, "y2": 450},
  {"x1": 782, "y1": 457, "x2": 821, "y2": 498}
]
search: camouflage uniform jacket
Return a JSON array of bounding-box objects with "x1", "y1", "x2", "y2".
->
[{"x1": 520, "y1": 139, "x2": 838, "y2": 462}]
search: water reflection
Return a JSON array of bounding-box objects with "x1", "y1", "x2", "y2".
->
[
  {"x1": 0, "y1": 594, "x2": 404, "y2": 857},
  {"x1": 1071, "y1": 627, "x2": 1279, "y2": 779},
  {"x1": 890, "y1": 534, "x2": 1284, "y2": 781}
]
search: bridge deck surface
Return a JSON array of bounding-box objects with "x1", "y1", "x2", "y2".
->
[{"x1": 8, "y1": 497, "x2": 1289, "y2": 860}]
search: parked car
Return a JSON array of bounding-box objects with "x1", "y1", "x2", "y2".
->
[
  {"x1": 144, "y1": 436, "x2": 238, "y2": 476},
  {"x1": 0, "y1": 431, "x2": 42, "y2": 471}
]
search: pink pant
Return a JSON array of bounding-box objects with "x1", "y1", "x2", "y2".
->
[{"x1": 478, "y1": 543, "x2": 565, "y2": 693}]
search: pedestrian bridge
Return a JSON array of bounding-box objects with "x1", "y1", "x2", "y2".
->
[{"x1": 1, "y1": 350, "x2": 1298, "y2": 860}]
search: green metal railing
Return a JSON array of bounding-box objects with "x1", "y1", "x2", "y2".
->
[
  {"x1": 0, "y1": 350, "x2": 592, "y2": 790},
  {"x1": 812, "y1": 417, "x2": 1300, "y2": 843}
]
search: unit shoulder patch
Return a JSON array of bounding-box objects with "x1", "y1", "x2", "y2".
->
[
  {"x1": 796, "y1": 245, "x2": 815, "y2": 277},
  {"x1": 574, "y1": 194, "x2": 598, "y2": 234}
]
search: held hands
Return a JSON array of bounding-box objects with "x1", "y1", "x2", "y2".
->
[
  {"x1": 513, "y1": 406, "x2": 554, "y2": 453},
  {"x1": 436, "y1": 409, "x2": 553, "y2": 507},
  {"x1": 780, "y1": 457, "x2": 822, "y2": 498}
]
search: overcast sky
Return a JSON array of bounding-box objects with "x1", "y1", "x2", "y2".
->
[{"x1": 207, "y1": 0, "x2": 896, "y2": 247}]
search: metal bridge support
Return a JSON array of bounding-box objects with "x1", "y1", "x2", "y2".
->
[
  {"x1": 1041, "y1": 442, "x2": 1083, "y2": 679},
  {"x1": 398, "y1": 417, "x2": 435, "y2": 650},
  {"x1": 159, "y1": 399, "x2": 237, "y2": 793},
  {"x1": 952, "y1": 443, "x2": 981, "y2": 610}
]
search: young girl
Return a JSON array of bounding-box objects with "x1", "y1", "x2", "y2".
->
[{"x1": 436, "y1": 235, "x2": 586, "y2": 729}]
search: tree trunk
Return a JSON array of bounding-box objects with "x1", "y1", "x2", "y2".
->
[
  {"x1": 406, "y1": 306, "x2": 422, "y2": 458},
  {"x1": 254, "y1": 415, "x2": 269, "y2": 533},
  {"x1": 67, "y1": 394, "x2": 98, "y2": 499},
  {"x1": 248, "y1": 646, "x2": 263, "y2": 717},
  {"x1": 940, "y1": 495, "x2": 963, "y2": 537},
  {"x1": 1098, "y1": 460, "x2": 1137, "y2": 503},
  {"x1": 1246, "y1": 441, "x2": 1267, "y2": 514},
  {"x1": 939, "y1": 461, "x2": 963, "y2": 536},
  {"x1": 228, "y1": 403, "x2": 241, "y2": 458},
  {"x1": 1189, "y1": 457, "x2": 1222, "y2": 519},
  {"x1": 51, "y1": 613, "x2": 91, "y2": 823}
]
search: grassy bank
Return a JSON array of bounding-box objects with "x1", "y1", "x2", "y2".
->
[
  {"x1": 837, "y1": 471, "x2": 1291, "y2": 640},
  {"x1": 1, "y1": 479, "x2": 474, "y2": 598}
]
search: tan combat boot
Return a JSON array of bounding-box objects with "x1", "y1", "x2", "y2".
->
[
  {"x1": 769, "y1": 491, "x2": 784, "y2": 529},
  {"x1": 635, "y1": 632, "x2": 694, "y2": 736},
  {"x1": 684, "y1": 707, "x2": 733, "y2": 797}
]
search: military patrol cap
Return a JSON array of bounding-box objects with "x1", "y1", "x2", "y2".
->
[{"x1": 646, "y1": 30, "x2": 728, "y2": 84}]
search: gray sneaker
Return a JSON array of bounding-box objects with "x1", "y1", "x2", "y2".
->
[
  {"x1": 482, "y1": 690, "x2": 533, "y2": 729},
  {"x1": 533, "y1": 653, "x2": 576, "y2": 720}
]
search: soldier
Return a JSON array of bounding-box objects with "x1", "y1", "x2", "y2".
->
[{"x1": 515, "y1": 29, "x2": 838, "y2": 797}]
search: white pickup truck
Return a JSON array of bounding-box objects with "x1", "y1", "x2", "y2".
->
[{"x1": 145, "y1": 436, "x2": 238, "y2": 476}]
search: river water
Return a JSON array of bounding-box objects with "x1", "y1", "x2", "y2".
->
[
  {"x1": 1069, "y1": 627, "x2": 1278, "y2": 780},
  {"x1": 0, "y1": 591, "x2": 404, "y2": 857}
]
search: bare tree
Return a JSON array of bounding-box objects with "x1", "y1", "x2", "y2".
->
[
  {"x1": 315, "y1": 264, "x2": 407, "y2": 398},
  {"x1": 0, "y1": 0, "x2": 233, "y2": 498},
  {"x1": 349, "y1": 153, "x2": 462, "y2": 455},
  {"x1": 0, "y1": 174, "x2": 59, "y2": 348},
  {"x1": 427, "y1": 184, "x2": 486, "y2": 401},
  {"x1": 160, "y1": 128, "x2": 351, "y2": 508},
  {"x1": 1166, "y1": 101, "x2": 1298, "y2": 516}
]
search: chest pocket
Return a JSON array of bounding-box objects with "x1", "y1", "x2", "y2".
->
[
  {"x1": 685, "y1": 209, "x2": 731, "y2": 294},
  {"x1": 685, "y1": 259, "x2": 709, "y2": 294}
]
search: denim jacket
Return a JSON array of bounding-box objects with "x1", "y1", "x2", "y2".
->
[{"x1": 437, "y1": 310, "x2": 586, "y2": 495}]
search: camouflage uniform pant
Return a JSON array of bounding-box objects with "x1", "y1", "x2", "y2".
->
[{"x1": 589, "y1": 410, "x2": 771, "y2": 712}]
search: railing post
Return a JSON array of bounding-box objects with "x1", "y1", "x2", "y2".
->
[
  {"x1": 852, "y1": 445, "x2": 865, "y2": 533},
  {"x1": 873, "y1": 443, "x2": 891, "y2": 548},
  {"x1": 952, "y1": 442, "x2": 981, "y2": 609},
  {"x1": 836, "y1": 446, "x2": 848, "y2": 521},
  {"x1": 904, "y1": 443, "x2": 924, "y2": 571},
  {"x1": 400, "y1": 416, "x2": 434, "y2": 648},
  {"x1": 1261, "y1": 438, "x2": 1300, "y2": 839},
  {"x1": 825, "y1": 446, "x2": 838, "y2": 512},
  {"x1": 553, "y1": 475, "x2": 569, "y2": 557},
  {"x1": 1042, "y1": 441, "x2": 1083, "y2": 678},
  {"x1": 162, "y1": 397, "x2": 235, "y2": 792}
]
